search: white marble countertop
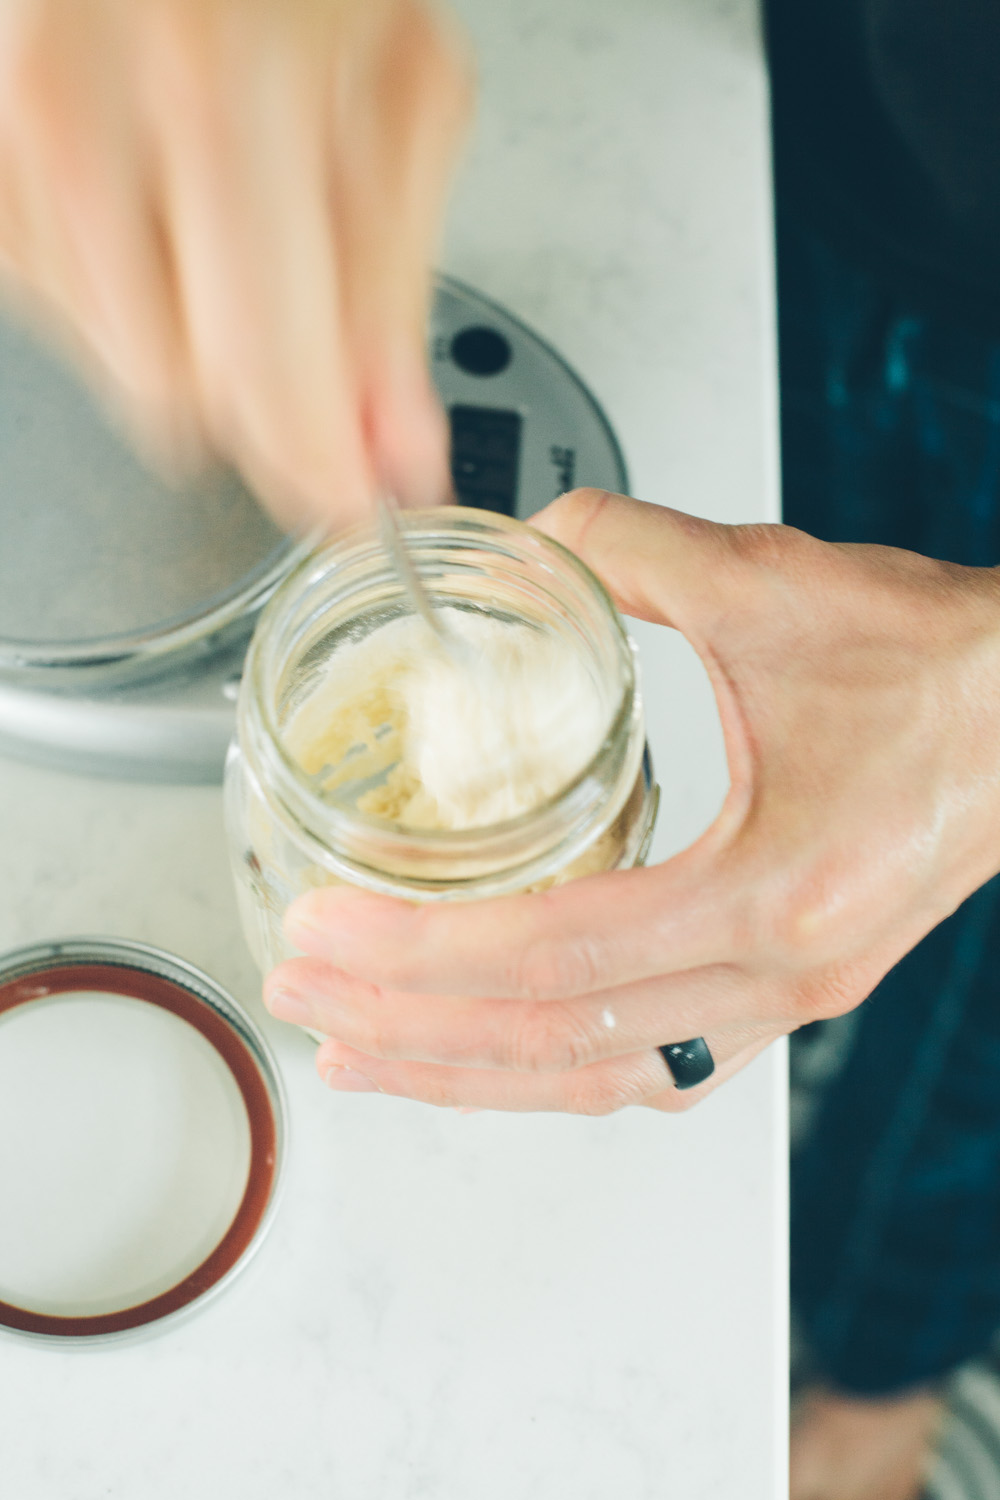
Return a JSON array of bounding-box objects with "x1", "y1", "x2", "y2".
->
[{"x1": 0, "y1": 2, "x2": 786, "y2": 1496}]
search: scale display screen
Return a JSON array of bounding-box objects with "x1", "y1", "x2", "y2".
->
[{"x1": 448, "y1": 404, "x2": 522, "y2": 517}]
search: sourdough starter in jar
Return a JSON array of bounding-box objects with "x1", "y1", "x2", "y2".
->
[{"x1": 225, "y1": 509, "x2": 658, "y2": 974}]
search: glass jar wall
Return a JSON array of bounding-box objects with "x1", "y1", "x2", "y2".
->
[{"x1": 224, "y1": 509, "x2": 659, "y2": 974}]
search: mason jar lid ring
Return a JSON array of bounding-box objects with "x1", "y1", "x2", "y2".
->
[{"x1": 0, "y1": 938, "x2": 286, "y2": 1345}]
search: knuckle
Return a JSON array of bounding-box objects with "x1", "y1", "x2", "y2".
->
[
  {"x1": 792, "y1": 965, "x2": 870, "y2": 1024},
  {"x1": 370, "y1": 951, "x2": 412, "y2": 993},
  {"x1": 730, "y1": 521, "x2": 790, "y2": 570},
  {"x1": 506, "y1": 1002, "x2": 598, "y2": 1073},
  {"x1": 757, "y1": 870, "x2": 851, "y2": 968},
  {"x1": 318, "y1": 977, "x2": 400, "y2": 1060},
  {"x1": 351, "y1": 1011, "x2": 390, "y2": 1059},
  {"x1": 363, "y1": 1065, "x2": 451, "y2": 1110},
  {"x1": 564, "y1": 1065, "x2": 639, "y2": 1118},
  {"x1": 772, "y1": 980, "x2": 819, "y2": 1026},
  {"x1": 730, "y1": 520, "x2": 826, "y2": 579},
  {"x1": 512, "y1": 935, "x2": 601, "y2": 1002},
  {"x1": 545, "y1": 486, "x2": 614, "y2": 533},
  {"x1": 416, "y1": 1077, "x2": 460, "y2": 1110}
]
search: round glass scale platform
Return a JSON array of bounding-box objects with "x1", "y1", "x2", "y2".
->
[{"x1": 0, "y1": 278, "x2": 627, "y2": 782}]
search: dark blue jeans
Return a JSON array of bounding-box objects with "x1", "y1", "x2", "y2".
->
[{"x1": 780, "y1": 209, "x2": 1000, "y2": 1395}]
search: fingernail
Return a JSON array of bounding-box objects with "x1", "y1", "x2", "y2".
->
[
  {"x1": 324, "y1": 1065, "x2": 380, "y2": 1093},
  {"x1": 265, "y1": 988, "x2": 312, "y2": 1026}
]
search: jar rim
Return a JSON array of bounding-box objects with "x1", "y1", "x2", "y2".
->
[{"x1": 240, "y1": 508, "x2": 641, "y2": 876}]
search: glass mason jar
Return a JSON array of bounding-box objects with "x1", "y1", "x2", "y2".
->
[{"x1": 224, "y1": 508, "x2": 659, "y2": 975}]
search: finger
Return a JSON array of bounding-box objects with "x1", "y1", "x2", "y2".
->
[
  {"x1": 263, "y1": 956, "x2": 779, "y2": 1071},
  {"x1": 530, "y1": 488, "x2": 757, "y2": 638},
  {"x1": 0, "y1": 12, "x2": 86, "y2": 316},
  {"x1": 0, "y1": 65, "x2": 119, "y2": 395},
  {"x1": 531, "y1": 488, "x2": 760, "y2": 822},
  {"x1": 331, "y1": 0, "x2": 471, "y2": 506},
  {"x1": 312, "y1": 1023, "x2": 779, "y2": 1114},
  {"x1": 641, "y1": 1033, "x2": 777, "y2": 1114},
  {"x1": 0, "y1": 7, "x2": 206, "y2": 463},
  {"x1": 285, "y1": 851, "x2": 747, "y2": 1001},
  {"x1": 140, "y1": 2, "x2": 373, "y2": 528}
]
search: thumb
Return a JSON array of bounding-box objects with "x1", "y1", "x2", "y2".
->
[
  {"x1": 530, "y1": 488, "x2": 753, "y2": 638},
  {"x1": 532, "y1": 488, "x2": 760, "y2": 818}
]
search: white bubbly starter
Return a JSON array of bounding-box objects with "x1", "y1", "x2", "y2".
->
[{"x1": 284, "y1": 608, "x2": 612, "y2": 830}]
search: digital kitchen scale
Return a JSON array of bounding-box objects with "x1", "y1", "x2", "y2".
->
[{"x1": 0, "y1": 277, "x2": 627, "y2": 782}]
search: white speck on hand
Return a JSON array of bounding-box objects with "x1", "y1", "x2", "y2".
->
[{"x1": 601, "y1": 1008, "x2": 616, "y2": 1029}]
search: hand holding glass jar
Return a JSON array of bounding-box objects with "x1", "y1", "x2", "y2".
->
[
  {"x1": 225, "y1": 504, "x2": 659, "y2": 986},
  {"x1": 262, "y1": 489, "x2": 1000, "y2": 1113}
]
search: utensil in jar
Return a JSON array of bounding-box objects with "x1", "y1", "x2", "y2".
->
[{"x1": 377, "y1": 495, "x2": 478, "y2": 673}]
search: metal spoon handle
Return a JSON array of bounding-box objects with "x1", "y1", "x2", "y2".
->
[{"x1": 377, "y1": 496, "x2": 448, "y2": 644}]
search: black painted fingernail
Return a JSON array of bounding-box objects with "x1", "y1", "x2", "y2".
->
[{"x1": 659, "y1": 1037, "x2": 715, "y2": 1091}]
